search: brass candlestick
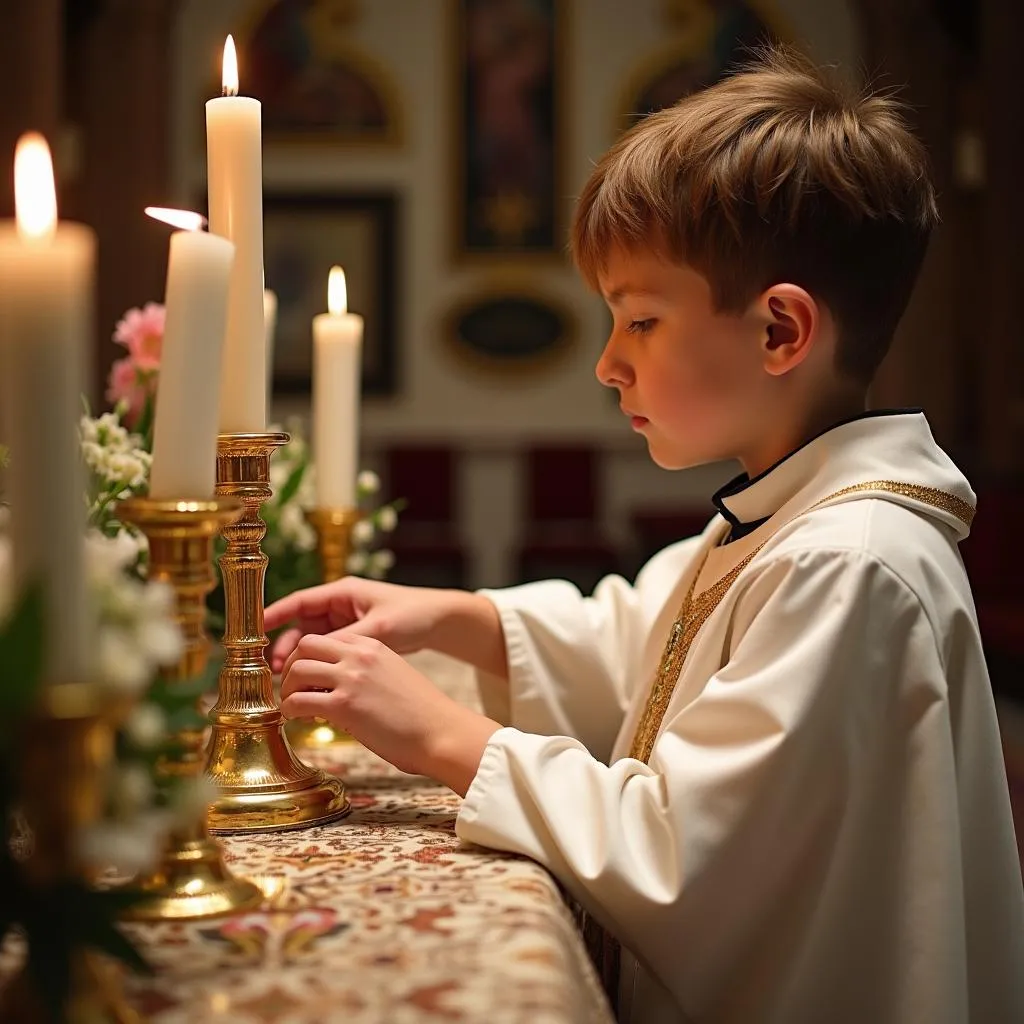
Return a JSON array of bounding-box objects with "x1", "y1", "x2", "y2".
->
[
  {"x1": 114, "y1": 496, "x2": 263, "y2": 920},
  {"x1": 0, "y1": 683, "x2": 141, "y2": 1023},
  {"x1": 306, "y1": 506, "x2": 361, "y2": 583},
  {"x1": 285, "y1": 506, "x2": 362, "y2": 749},
  {"x1": 206, "y1": 433, "x2": 349, "y2": 834}
]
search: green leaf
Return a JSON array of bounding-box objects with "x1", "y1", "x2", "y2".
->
[
  {"x1": 275, "y1": 456, "x2": 308, "y2": 510},
  {"x1": 134, "y1": 393, "x2": 156, "y2": 449},
  {"x1": 0, "y1": 581, "x2": 46, "y2": 724}
]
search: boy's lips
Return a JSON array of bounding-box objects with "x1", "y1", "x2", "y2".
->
[{"x1": 622, "y1": 407, "x2": 649, "y2": 429}]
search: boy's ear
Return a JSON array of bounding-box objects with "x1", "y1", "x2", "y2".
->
[{"x1": 756, "y1": 284, "x2": 819, "y2": 377}]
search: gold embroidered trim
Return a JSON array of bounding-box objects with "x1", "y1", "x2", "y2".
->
[
  {"x1": 627, "y1": 480, "x2": 974, "y2": 764},
  {"x1": 806, "y1": 480, "x2": 975, "y2": 529}
]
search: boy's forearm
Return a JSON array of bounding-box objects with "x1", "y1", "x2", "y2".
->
[{"x1": 432, "y1": 590, "x2": 509, "y2": 681}]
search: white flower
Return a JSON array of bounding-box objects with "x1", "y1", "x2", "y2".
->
[
  {"x1": 138, "y1": 617, "x2": 184, "y2": 666},
  {"x1": 138, "y1": 578, "x2": 175, "y2": 619},
  {"x1": 366, "y1": 549, "x2": 395, "y2": 579},
  {"x1": 346, "y1": 551, "x2": 368, "y2": 575},
  {"x1": 98, "y1": 628, "x2": 151, "y2": 694},
  {"x1": 279, "y1": 502, "x2": 316, "y2": 552},
  {"x1": 124, "y1": 703, "x2": 166, "y2": 748},
  {"x1": 376, "y1": 506, "x2": 398, "y2": 533},
  {"x1": 269, "y1": 460, "x2": 291, "y2": 492},
  {"x1": 113, "y1": 764, "x2": 154, "y2": 812},
  {"x1": 169, "y1": 775, "x2": 218, "y2": 825},
  {"x1": 351, "y1": 518, "x2": 375, "y2": 546},
  {"x1": 357, "y1": 470, "x2": 380, "y2": 495},
  {"x1": 77, "y1": 811, "x2": 170, "y2": 875},
  {"x1": 79, "y1": 414, "x2": 99, "y2": 444}
]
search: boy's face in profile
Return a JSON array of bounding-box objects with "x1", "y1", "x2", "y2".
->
[{"x1": 597, "y1": 247, "x2": 768, "y2": 471}]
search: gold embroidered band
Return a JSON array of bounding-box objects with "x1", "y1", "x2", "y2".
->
[{"x1": 627, "y1": 480, "x2": 974, "y2": 764}]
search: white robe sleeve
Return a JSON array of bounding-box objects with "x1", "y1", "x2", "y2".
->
[
  {"x1": 473, "y1": 537, "x2": 703, "y2": 764},
  {"x1": 456, "y1": 547, "x2": 1010, "y2": 1019}
]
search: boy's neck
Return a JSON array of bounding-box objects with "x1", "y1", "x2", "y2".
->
[{"x1": 738, "y1": 393, "x2": 869, "y2": 480}]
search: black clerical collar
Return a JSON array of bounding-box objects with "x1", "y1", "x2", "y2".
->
[{"x1": 712, "y1": 409, "x2": 924, "y2": 541}]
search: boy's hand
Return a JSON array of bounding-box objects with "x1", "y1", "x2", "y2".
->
[
  {"x1": 265, "y1": 577, "x2": 452, "y2": 673},
  {"x1": 265, "y1": 578, "x2": 509, "y2": 681},
  {"x1": 280, "y1": 633, "x2": 501, "y2": 794}
]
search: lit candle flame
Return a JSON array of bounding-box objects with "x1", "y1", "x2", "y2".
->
[
  {"x1": 222, "y1": 35, "x2": 239, "y2": 97},
  {"x1": 145, "y1": 207, "x2": 207, "y2": 232},
  {"x1": 14, "y1": 132, "x2": 57, "y2": 242},
  {"x1": 328, "y1": 265, "x2": 347, "y2": 315}
]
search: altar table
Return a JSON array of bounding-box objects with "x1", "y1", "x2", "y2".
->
[{"x1": 8, "y1": 652, "x2": 616, "y2": 1023}]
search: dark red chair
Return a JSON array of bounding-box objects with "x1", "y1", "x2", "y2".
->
[
  {"x1": 960, "y1": 483, "x2": 1024, "y2": 702},
  {"x1": 629, "y1": 506, "x2": 714, "y2": 576},
  {"x1": 516, "y1": 446, "x2": 622, "y2": 592},
  {"x1": 383, "y1": 444, "x2": 467, "y2": 588}
]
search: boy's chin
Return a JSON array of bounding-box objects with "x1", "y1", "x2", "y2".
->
[{"x1": 646, "y1": 439, "x2": 719, "y2": 473}]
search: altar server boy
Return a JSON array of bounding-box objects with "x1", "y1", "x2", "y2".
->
[{"x1": 266, "y1": 47, "x2": 1024, "y2": 1024}]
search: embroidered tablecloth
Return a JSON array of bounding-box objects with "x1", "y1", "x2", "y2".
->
[{"x1": 4, "y1": 652, "x2": 615, "y2": 1024}]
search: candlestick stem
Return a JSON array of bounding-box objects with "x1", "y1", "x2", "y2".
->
[
  {"x1": 114, "y1": 497, "x2": 264, "y2": 918},
  {"x1": 206, "y1": 433, "x2": 349, "y2": 833}
]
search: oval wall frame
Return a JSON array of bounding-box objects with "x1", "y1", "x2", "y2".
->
[{"x1": 444, "y1": 289, "x2": 576, "y2": 377}]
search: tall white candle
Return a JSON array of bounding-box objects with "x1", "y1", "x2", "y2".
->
[
  {"x1": 147, "y1": 209, "x2": 235, "y2": 499},
  {"x1": 206, "y1": 35, "x2": 265, "y2": 432},
  {"x1": 313, "y1": 266, "x2": 363, "y2": 508},
  {"x1": 0, "y1": 133, "x2": 94, "y2": 682},
  {"x1": 264, "y1": 287, "x2": 277, "y2": 410}
]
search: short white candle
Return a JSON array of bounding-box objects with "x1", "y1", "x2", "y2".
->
[
  {"x1": 206, "y1": 35, "x2": 265, "y2": 433},
  {"x1": 146, "y1": 209, "x2": 235, "y2": 499},
  {"x1": 313, "y1": 266, "x2": 363, "y2": 508},
  {"x1": 264, "y1": 287, "x2": 277, "y2": 409},
  {"x1": 0, "y1": 133, "x2": 95, "y2": 682}
]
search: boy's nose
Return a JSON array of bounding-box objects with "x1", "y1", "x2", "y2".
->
[{"x1": 595, "y1": 337, "x2": 633, "y2": 388}]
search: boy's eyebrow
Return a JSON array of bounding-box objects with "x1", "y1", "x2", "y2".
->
[{"x1": 603, "y1": 285, "x2": 657, "y2": 304}]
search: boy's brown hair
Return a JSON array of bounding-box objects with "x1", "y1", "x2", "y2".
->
[{"x1": 571, "y1": 46, "x2": 939, "y2": 383}]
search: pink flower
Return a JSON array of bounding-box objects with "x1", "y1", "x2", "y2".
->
[
  {"x1": 113, "y1": 303, "x2": 165, "y2": 372},
  {"x1": 106, "y1": 356, "x2": 154, "y2": 427}
]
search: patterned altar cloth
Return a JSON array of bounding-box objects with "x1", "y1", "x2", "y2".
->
[{"x1": 3, "y1": 652, "x2": 615, "y2": 1024}]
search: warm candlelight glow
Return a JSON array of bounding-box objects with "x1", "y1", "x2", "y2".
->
[
  {"x1": 328, "y1": 265, "x2": 347, "y2": 315},
  {"x1": 14, "y1": 132, "x2": 57, "y2": 242},
  {"x1": 145, "y1": 207, "x2": 208, "y2": 232},
  {"x1": 222, "y1": 35, "x2": 239, "y2": 97}
]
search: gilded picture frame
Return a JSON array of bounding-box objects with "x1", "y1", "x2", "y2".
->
[
  {"x1": 263, "y1": 192, "x2": 400, "y2": 397},
  {"x1": 450, "y1": 0, "x2": 568, "y2": 263}
]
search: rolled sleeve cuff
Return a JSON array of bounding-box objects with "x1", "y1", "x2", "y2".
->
[{"x1": 471, "y1": 589, "x2": 540, "y2": 727}]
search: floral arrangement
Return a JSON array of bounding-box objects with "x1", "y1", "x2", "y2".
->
[
  {"x1": 262, "y1": 423, "x2": 400, "y2": 608},
  {"x1": 83, "y1": 304, "x2": 401, "y2": 607},
  {"x1": 0, "y1": 529, "x2": 212, "y2": 1017},
  {"x1": 106, "y1": 302, "x2": 164, "y2": 436}
]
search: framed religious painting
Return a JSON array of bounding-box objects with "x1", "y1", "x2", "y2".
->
[
  {"x1": 444, "y1": 286, "x2": 576, "y2": 375},
  {"x1": 452, "y1": 0, "x2": 564, "y2": 260},
  {"x1": 235, "y1": 0, "x2": 403, "y2": 146},
  {"x1": 263, "y1": 192, "x2": 399, "y2": 396},
  {"x1": 618, "y1": 0, "x2": 778, "y2": 131}
]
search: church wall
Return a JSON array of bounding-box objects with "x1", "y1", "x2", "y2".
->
[{"x1": 169, "y1": 0, "x2": 862, "y2": 586}]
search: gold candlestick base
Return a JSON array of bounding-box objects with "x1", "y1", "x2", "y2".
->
[
  {"x1": 115, "y1": 497, "x2": 263, "y2": 919},
  {"x1": 207, "y1": 433, "x2": 350, "y2": 834},
  {"x1": 285, "y1": 506, "x2": 362, "y2": 750}
]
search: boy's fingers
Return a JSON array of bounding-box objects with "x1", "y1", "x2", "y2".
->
[
  {"x1": 280, "y1": 630, "x2": 348, "y2": 679},
  {"x1": 264, "y1": 590, "x2": 304, "y2": 631},
  {"x1": 265, "y1": 581, "x2": 355, "y2": 631},
  {"x1": 280, "y1": 690, "x2": 333, "y2": 721},
  {"x1": 269, "y1": 628, "x2": 302, "y2": 672}
]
